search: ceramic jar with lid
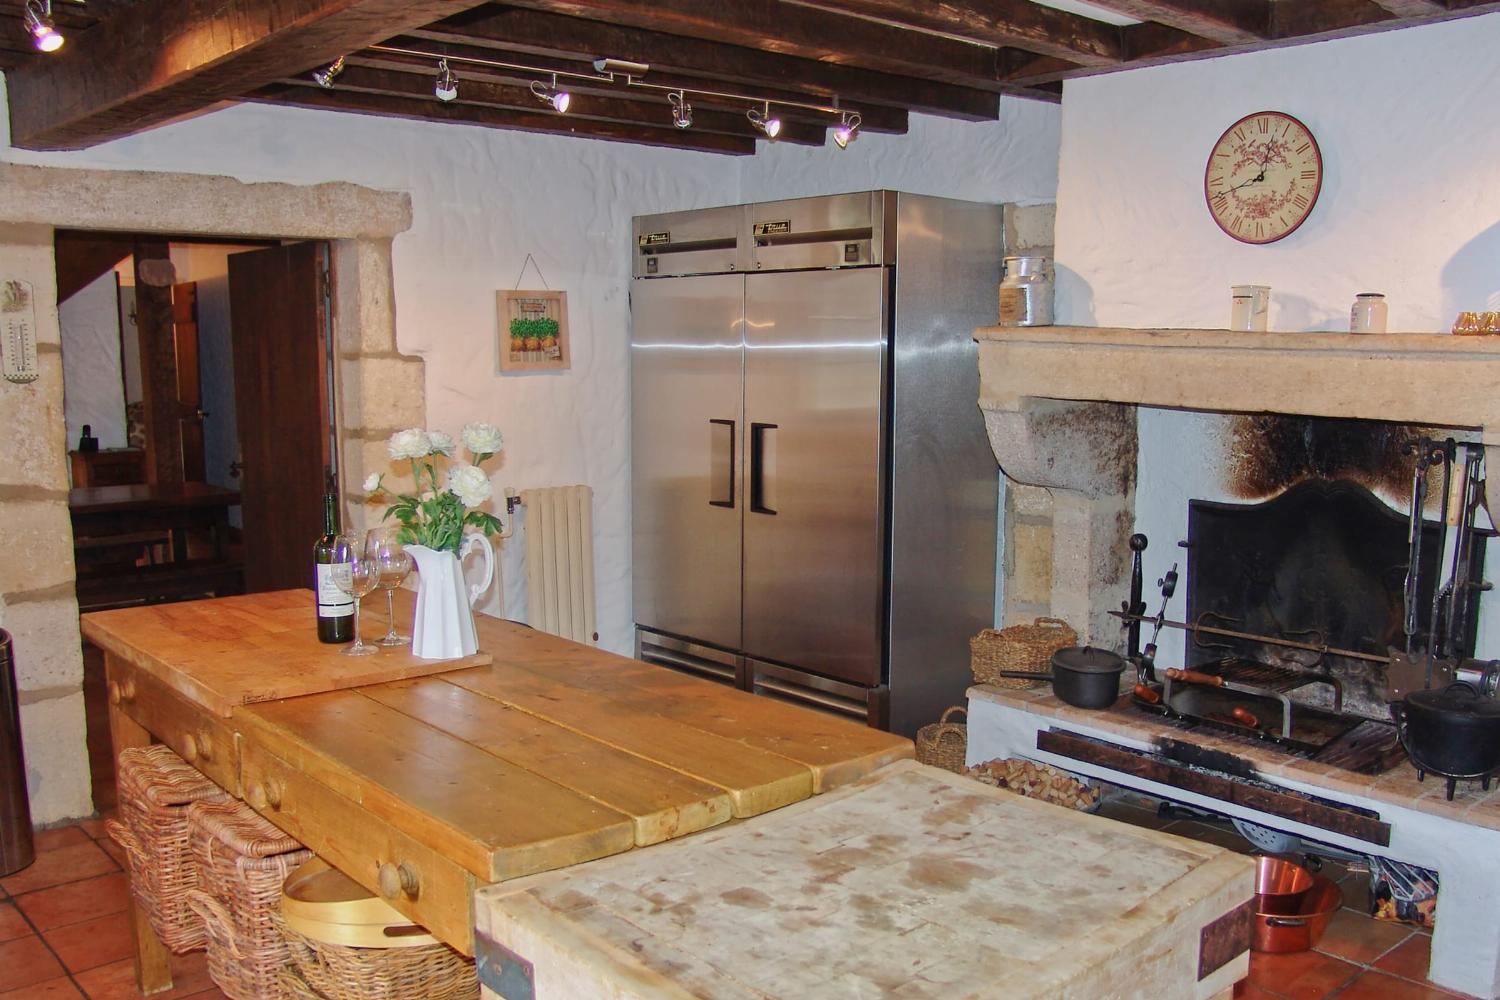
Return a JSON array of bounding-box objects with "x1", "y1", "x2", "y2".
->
[
  {"x1": 998, "y1": 256, "x2": 1054, "y2": 327},
  {"x1": 1350, "y1": 293, "x2": 1388, "y2": 334}
]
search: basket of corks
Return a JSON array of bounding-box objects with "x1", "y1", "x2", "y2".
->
[{"x1": 963, "y1": 757, "x2": 1102, "y2": 812}]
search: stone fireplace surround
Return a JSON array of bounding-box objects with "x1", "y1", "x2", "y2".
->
[{"x1": 972, "y1": 324, "x2": 1500, "y2": 998}]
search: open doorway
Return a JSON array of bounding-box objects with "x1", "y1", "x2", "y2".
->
[{"x1": 55, "y1": 232, "x2": 339, "y2": 810}]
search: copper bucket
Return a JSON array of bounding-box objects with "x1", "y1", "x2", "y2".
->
[
  {"x1": 1254, "y1": 856, "x2": 1314, "y2": 915},
  {"x1": 1252, "y1": 875, "x2": 1343, "y2": 953}
]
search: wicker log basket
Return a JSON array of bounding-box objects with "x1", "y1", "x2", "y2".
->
[
  {"x1": 277, "y1": 916, "x2": 479, "y2": 1000},
  {"x1": 970, "y1": 616, "x2": 1077, "y2": 688},
  {"x1": 915, "y1": 707, "x2": 968, "y2": 773}
]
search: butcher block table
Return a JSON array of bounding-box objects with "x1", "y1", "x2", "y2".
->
[
  {"x1": 80, "y1": 589, "x2": 914, "y2": 996},
  {"x1": 476, "y1": 760, "x2": 1254, "y2": 1000}
]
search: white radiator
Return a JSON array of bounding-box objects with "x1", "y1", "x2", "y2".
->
[{"x1": 521, "y1": 485, "x2": 597, "y2": 645}]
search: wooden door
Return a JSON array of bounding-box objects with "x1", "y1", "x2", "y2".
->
[
  {"x1": 229, "y1": 243, "x2": 333, "y2": 594},
  {"x1": 172, "y1": 282, "x2": 206, "y2": 482}
]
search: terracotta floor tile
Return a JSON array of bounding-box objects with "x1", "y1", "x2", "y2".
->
[
  {"x1": 15, "y1": 875, "x2": 129, "y2": 934},
  {"x1": 77, "y1": 818, "x2": 111, "y2": 842},
  {"x1": 1314, "y1": 908, "x2": 1414, "y2": 965},
  {"x1": 1338, "y1": 875, "x2": 1371, "y2": 913},
  {"x1": 0, "y1": 976, "x2": 87, "y2": 998},
  {"x1": 0, "y1": 843, "x2": 117, "y2": 898},
  {"x1": 43, "y1": 911, "x2": 133, "y2": 973},
  {"x1": 1333, "y1": 970, "x2": 1461, "y2": 999},
  {"x1": 0, "y1": 902, "x2": 30, "y2": 943},
  {"x1": 0, "y1": 936, "x2": 66, "y2": 992},
  {"x1": 1233, "y1": 980, "x2": 1288, "y2": 999},
  {"x1": 31, "y1": 829, "x2": 88, "y2": 854},
  {"x1": 1247, "y1": 948, "x2": 1360, "y2": 1000},
  {"x1": 95, "y1": 841, "x2": 126, "y2": 870},
  {"x1": 74, "y1": 951, "x2": 215, "y2": 1000},
  {"x1": 1372, "y1": 933, "x2": 1450, "y2": 991}
]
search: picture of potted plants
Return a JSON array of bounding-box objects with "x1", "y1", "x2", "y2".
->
[{"x1": 498, "y1": 288, "x2": 569, "y2": 373}]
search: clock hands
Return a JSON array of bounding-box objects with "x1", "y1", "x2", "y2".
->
[{"x1": 1223, "y1": 169, "x2": 1265, "y2": 195}]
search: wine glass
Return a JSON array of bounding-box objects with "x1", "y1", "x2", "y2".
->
[
  {"x1": 369, "y1": 527, "x2": 412, "y2": 647},
  {"x1": 330, "y1": 531, "x2": 379, "y2": 657}
]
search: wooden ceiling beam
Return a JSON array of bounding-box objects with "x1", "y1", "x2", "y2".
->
[
  {"x1": 5, "y1": 0, "x2": 487, "y2": 150},
  {"x1": 782, "y1": 0, "x2": 1126, "y2": 66},
  {"x1": 373, "y1": 33, "x2": 911, "y2": 133},
  {"x1": 418, "y1": 6, "x2": 1001, "y2": 120},
  {"x1": 1367, "y1": 0, "x2": 1447, "y2": 12},
  {"x1": 1072, "y1": 0, "x2": 1269, "y2": 44},
  {"x1": 248, "y1": 83, "x2": 757, "y2": 154},
  {"x1": 461, "y1": 0, "x2": 1008, "y2": 92},
  {"x1": 317, "y1": 60, "x2": 831, "y2": 144}
]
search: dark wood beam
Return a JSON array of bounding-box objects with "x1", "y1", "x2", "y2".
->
[
  {"x1": 1367, "y1": 0, "x2": 1447, "y2": 12},
  {"x1": 5, "y1": 0, "x2": 487, "y2": 150},
  {"x1": 419, "y1": 6, "x2": 1000, "y2": 119},
  {"x1": 311, "y1": 60, "x2": 830, "y2": 144},
  {"x1": 783, "y1": 0, "x2": 1126, "y2": 66},
  {"x1": 1074, "y1": 0, "x2": 1269, "y2": 44},
  {"x1": 462, "y1": 0, "x2": 1010, "y2": 92},
  {"x1": 248, "y1": 83, "x2": 758, "y2": 154}
]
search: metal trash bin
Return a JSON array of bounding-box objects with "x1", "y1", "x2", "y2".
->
[{"x1": 0, "y1": 629, "x2": 35, "y2": 876}]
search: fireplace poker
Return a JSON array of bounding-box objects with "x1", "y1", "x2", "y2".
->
[
  {"x1": 1426, "y1": 439, "x2": 1458, "y2": 663},
  {"x1": 1445, "y1": 446, "x2": 1490, "y2": 660},
  {"x1": 1108, "y1": 609, "x2": 1388, "y2": 665},
  {"x1": 1404, "y1": 438, "x2": 1448, "y2": 654}
]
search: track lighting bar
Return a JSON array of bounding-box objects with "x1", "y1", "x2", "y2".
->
[{"x1": 364, "y1": 44, "x2": 863, "y2": 146}]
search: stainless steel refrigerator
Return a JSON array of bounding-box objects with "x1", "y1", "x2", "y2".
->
[{"x1": 630, "y1": 191, "x2": 1001, "y2": 736}]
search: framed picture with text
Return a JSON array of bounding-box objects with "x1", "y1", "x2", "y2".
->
[{"x1": 497, "y1": 289, "x2": 570, "y2": 374}]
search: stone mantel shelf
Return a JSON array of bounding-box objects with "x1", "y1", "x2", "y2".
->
[{"x1": 976, "y1": 324, "x2": 1500, "y2": 441}]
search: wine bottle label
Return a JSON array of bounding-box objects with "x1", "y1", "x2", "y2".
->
[{"x1": 315, "y1": 563, "x2": 354, "y2": 618}]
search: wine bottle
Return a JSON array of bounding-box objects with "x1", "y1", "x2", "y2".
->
[{"x1": 314, "y1": 492, "x2": 353, "y2": 643}]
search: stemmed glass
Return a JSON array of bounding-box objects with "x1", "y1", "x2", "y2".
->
[
  {"x1": 369, "y1": 527, "x2": 412, "y2": 647},
  {"x1": 330, "y1": 531, "x2": 379, "y2": 657}
]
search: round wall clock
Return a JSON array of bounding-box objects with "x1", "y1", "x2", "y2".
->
[{"x1": 1204, "y1": 111, "x2": 1322, "y2": 245}]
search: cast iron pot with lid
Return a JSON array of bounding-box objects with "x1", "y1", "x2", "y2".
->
[
  {"x1": 998, "y1": 646, "x2": 1126, "y2": 709},
  {"x1": 1390, "y1": 682, "x2": 1500, "y2": 779}
]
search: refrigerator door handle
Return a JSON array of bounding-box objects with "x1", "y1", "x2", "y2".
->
[
  {"x1": 709, "y1": 418, "x2": 736, "y2": 509},
  {"x1": 749, "y1": 422, "x2": 778, "y2": 515}
]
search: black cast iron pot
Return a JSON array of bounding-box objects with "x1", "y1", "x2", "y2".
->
[
  {"x1": 1390, "y1": 682, "x2": 1500, "y2": 778},
  {"x1": 999, "y1": 646, "x2": 1127, "y2": 709}
]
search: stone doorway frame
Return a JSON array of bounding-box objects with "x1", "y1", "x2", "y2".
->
[{"x1": 0, "y1": 162, "x2": 424, "y2": 822}]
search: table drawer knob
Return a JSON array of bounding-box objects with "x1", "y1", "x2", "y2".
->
[
  {"x1": 183, "y1": 733, "x2": 198, "y2": 761},
  {"x1": 196, "y1": 731, "x2": 213, "y2": 760},
  {"x1": 378, "y1": 862, "x2": 421, "y2": 901},
  {"x1": 107, "y1": 681, "x2": 120, "y2": 705}
]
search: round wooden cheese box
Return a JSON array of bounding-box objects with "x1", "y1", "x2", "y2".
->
[{"x1": 280, "y1": 857, "x2": 438, "y2": 949}]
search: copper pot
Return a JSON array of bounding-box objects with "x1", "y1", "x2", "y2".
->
[
  {"x1": 1252, "y1": 875, "x2": 1342, "y2": 953},
  {"x1": 1254, "y1": 855, "x2": 1314, "y2": 915}
]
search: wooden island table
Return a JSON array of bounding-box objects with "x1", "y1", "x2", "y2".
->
[{"x1": 81, "y1": 590, "x2": 914, "y2": 995}]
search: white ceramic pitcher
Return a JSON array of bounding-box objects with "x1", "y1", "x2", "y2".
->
[{"x1": 406, "y1": 534, "x2": 495, "y2": 660}]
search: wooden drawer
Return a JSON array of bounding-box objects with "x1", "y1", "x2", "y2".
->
[
  {"x1": 105, "y1": 655, "x2": 239, "y2": 794},
  {"x1": 238, "y1": 740, "x2": 477, "y2": 954}
]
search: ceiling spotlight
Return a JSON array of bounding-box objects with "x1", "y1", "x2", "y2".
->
[
  {"x1": 531, "y1": 74, "x2": 571, "y2": 114},
  {"x1": 23, "y1": 0, "x2": 62, "y2": 53},
  {"x1": 668, "y1": 91, "x2": 693, "y2": 130},
  {"x1": 747, "y1": 103, "x2": 782, "y2": 141},
  {"x1": 311, "y1": 55, "x2": 345, "y2": 89},
  {"x1": 832, "y1": 111, "x2": 861, "y2": 149},
  {"x1": 434, "y1": 58, "x2": 458, "y2": 102}
]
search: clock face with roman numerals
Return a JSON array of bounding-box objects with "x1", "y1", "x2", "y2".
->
[{"x1": 1204, "y1": 111, "x2": 1322, "y2": 244}]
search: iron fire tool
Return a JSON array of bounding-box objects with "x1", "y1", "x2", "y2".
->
[
  {"x1": 1403, "y1": 438, "x2": 1450, "y2": 655},
  {"x1": 1121, "y1": 541, "x2": 1176, "y2": 686}
]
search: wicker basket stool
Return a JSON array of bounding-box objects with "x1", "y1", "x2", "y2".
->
[
  {"x1": 107, "y1": 744, "x2": 230, "y2": 953},
  {"x1": 915, "y1": 707, "x2": 968, "y2": 773},
  {"x1": 970, "y1": 617, "x2": 1077, "y2": 688},
  {"x1": 277, "y1": 916, "x2": 479, "y2": 1000},
  {"x1": 188, "y1": 799, "x2": 313, "y2": 1000}
]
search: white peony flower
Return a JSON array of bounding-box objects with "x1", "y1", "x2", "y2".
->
[
  {"x1": 362, "y1": 472, "x2": 382, "y2": 493},
  {"x1": 387, "y1": 427, "x2": 432, "y2": 461},
  {"x1": 447, "y1": 464, "x2": 493, "y2": 508},
  {"x1": 428, "y1": 430, "x2": 456, "y2": 456},
  {"x1": 461, "y1": 422, "x2": 503, "y2": 458}
]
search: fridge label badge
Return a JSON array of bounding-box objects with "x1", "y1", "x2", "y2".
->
[
  {"x1": 753, "y1": 220, "x2": 792, "y2": 237},
  {"x1": 638, "y1": 231, "x2": 671, "y2": 247}
]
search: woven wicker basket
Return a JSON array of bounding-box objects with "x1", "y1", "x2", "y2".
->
[
  {"x1": 970, "y1": 617, "x2": 1077, "y2": 687},
  {"x1": 278, "y1": 916, "x2": 479, "y2": 1000},
  {"x1": 109, "y1": 744, "x2": 230, "y2": 953},
  {"x1": 915, "y1": 707, "x2": 968, "y2": 773},
  {"x1": 188, "y1": 799, "x2": 312, "y2": 1000},
  {"x1": 278, "y1": 967, "x2": 329, "y2": 1000}
]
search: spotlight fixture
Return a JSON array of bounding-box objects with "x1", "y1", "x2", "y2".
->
[
  {"x1": 23, "y1": 0, "x2": 62, "y2": 53},
  {"x1": 531, "y1": 74, "x2": 571, "y2": 114},
  {"x1": 747, "y1": 103, "x2": 782, "y2": 141},
  {"x1": 668, "y1": 91, "x2": 693, "y2": 130},
  {"x1": 832, "y1": 111, "x2": 861, "y2": 149},
  {"x1": 311, "y1": 55, "x2": 345, "y2": 89},
  {"x1": 434, "y1": 58, "x2": 458, "y2": 102}
]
